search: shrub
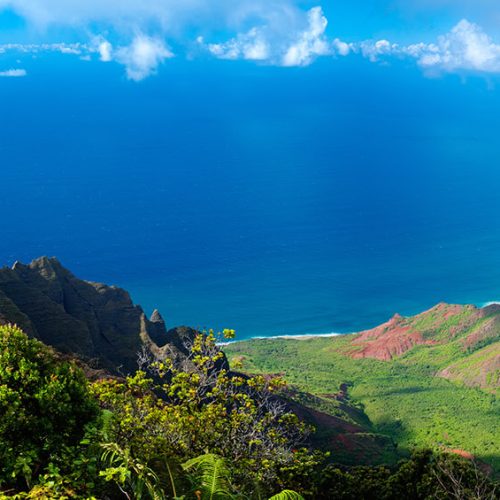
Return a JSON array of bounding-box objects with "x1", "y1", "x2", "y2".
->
[
  {"x1": 91, "y1": 330, "x2": 315, "y2": 496},
  {"x1": 0, "y1": 325, "x2": 98, "y2": 491}
]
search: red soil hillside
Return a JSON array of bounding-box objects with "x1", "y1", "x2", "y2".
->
[
  {"x1": 345, "y1": 302, "x2": 500, "y2": 362},
  {"x1": 347, "y1": 313, "x2": 434, "y2": 361}
]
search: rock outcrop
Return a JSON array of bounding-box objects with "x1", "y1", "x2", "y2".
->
[
  {"x1": 148, "y1": 309, "x2": 168, "y2": 347},
  {"x1": 0, "y1": 257, "x2": 202, "y2": 374}
]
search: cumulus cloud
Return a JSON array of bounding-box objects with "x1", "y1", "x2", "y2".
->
[
  {"x1": 0, "y1": 68, "x2": 27, "y2": 77},
  {"x1": 0, "y1": 0, "x2": 325, "y2": 75},
  {"x1": 114, "y1": 35, "x2": 173, "y2": 81},
  {"x1": 282, "y1": 7, "x2": 330, "y2": 66},
  {"x1": 353, "y1": 19, "x2": 500, "y2": 75},
  {"x1": 97, "y1": 39, "x2": 113, "y2": 62},
  {"x1": 332, "y1": 38, "x2": 352, "y2": 57},
  {"x1": 206, "y1": 6, "x2": 330, "y2": 67},
  {"x1": 417, "y1": 19, "x2": 500, "y2": 73},
  {"x1": 0, "y1": 37, "x2": 171, "y2": 80},
  {"x1": 1, "y1": 1, "x2": 500, "y2": 80},
  {"x1": 207, "y1": 28, "x2": 270, "y2": 61},
  {"x1": 358, "y1": 39, "x2": 400, "y2": 62}
]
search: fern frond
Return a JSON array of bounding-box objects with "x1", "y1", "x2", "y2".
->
[
  {"x1": 100, "y1": 442, "x2": 165, "y2": 500},
  {"x1": 267, "y1": 490, "x2": 304, "y2": 500},
  {"x1": 182, "y1": 453, "x2": 234, "y2": 500}
]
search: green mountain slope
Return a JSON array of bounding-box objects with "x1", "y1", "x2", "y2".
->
[{"x1": 224, "y1": 303, "x2": 500, "y2": 472}]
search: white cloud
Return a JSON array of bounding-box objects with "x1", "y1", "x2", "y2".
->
[
  {"x1": 0, "y1": 0, "x2": 311, "y2": 36},
  {"x1": 0, "y1": 38, "x2": 173, "y2": 79},
  {"x1": 243, "y1": 35, "x2": 270, "y2": 61},
  {"x1": 0, "y1": 68, "x2": 27, "y2": 77},
  {"x1": 332, "y1": 38, "x2": 351, "y2": 57},
  {"x1": 97, "y1": 39, "x2": 113, "y2": 62},
  {"x1": 358, "y1": 39, "x2": 400, "y2": 62},
  {"x1": 2, "y1": 2, "x2": 500, "y2": 80},
  {"x1": 115, "y1": 35, "x2": 173, "y2": 81},
  {"x1": 282, "y1": 7, "x2": 330, "y2": 66},
  {"x1": 0, "y1": 42, "x2": 87, "y2": 55},
  {"x1": 0, "y1": 0, "x2": 320, "y2": 76},
  {"x1": 207, "y1": 27, "x2": 270, "y2": 61},
  {"x1": 206, "y1": 6, "x2": 330, "y2": 67},
  {"x1": 417, "y1": 19, "x2": 500, "y2": 73},
  {"x1": 204, "y1": 12, "x2": 500, "y2": 74},
  {"x1": 353, "y1": 19, "x2": 500, "y2": 75}
]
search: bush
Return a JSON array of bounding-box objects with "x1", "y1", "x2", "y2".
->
[
  {"x1": 313, "y1": 449, "x2": 498, "y2": 500},
  {"x1": 91, "y1": 330, "x2": 316, "y2": 496},
  {"x1": 0, "y1": 325, "x2": 99, "y2": 491}
]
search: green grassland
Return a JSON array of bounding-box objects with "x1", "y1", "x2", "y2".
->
[{"x1": 224, "y1": 334, "x2": 500, "y2": 472}]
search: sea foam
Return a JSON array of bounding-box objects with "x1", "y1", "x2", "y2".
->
[{"x1": 480, "y1": 301, "x2": 500, "y2": 308}]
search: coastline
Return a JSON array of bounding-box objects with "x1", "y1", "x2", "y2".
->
[
  {"x1": 219, "y1": 331, "x2": 347, "y2": 346},
  {"x1": 223, "y1": 300, "x2": 500, "y2": 345},
  {"x1": 249, "y1": 332, "x2": 344, "y2": 340}
]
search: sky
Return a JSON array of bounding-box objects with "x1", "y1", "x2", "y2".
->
[{"x1": 1, "y1": 1, "x2": 500, "y2": 81}]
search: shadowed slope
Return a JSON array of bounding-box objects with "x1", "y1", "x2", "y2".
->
[{"x1": 0, "y1": 257, "x2": 193, "y2": 374}]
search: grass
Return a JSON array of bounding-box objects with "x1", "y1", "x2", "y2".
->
[{"x1": 224, "y1": 335, "x2": 500, "y2": 472}]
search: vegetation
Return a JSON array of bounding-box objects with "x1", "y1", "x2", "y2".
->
[
  {"x1": 0, "y1": 325, "x2": 98, "y2": 492},
  {"x1": 0, "y1": 326, "x2": 314, "y2": 498},
  {"x1": 0, "y1": 324, "x2": 497, "y2": 499},
  {"x1": 90, "y1": 329, "x2": 315, "y2": 496},
  {"x1": 224, "y1": 334, "x2": 500, "y2": 472}
]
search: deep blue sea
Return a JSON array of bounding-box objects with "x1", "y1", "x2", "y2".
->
[{"x1": 2, "y1": 54, "x2": 500, "y2": 338}]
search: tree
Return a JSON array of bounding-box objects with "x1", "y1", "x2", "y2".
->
[
  {"x1": 432, "y1": 454, "x2": 497, "y2": 500},
  {"x1": 92, "y1": 330, "x2": 315, "y2": 496},
  {"x1": 0, "y1": 325, "x2": 98, "y2": 491}
]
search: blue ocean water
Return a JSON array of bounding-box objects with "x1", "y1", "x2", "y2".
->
[{"x1": 1, "y1": 54, "x2": 500, "y2": 338}]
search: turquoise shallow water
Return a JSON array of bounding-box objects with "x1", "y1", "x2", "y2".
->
[{"x1": 1, "y1": 55, "x2": 500, "y2": 338}]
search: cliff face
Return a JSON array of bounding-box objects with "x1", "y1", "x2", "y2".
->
[{"x1": 0, "y1": 257, "x2": 186, "y2": 374}]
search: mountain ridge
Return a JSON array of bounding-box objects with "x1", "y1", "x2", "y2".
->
[
  {"x1": 0, "y1": 256, "x2": 204, "y2": 374},
  {"x1": 339, "y1": 302, "x2": 500, "y2": 391}
]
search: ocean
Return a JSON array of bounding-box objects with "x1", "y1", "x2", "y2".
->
[{"x1": 1, "y1": 54, "x2": 500, "y2": 339}]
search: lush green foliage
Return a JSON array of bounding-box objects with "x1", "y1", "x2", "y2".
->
[
  {"x1": 0, "y1": 325, "x2": 98, "y2": 492},
  {"x1": 91, "y1": 330, "x2": 314, "y2": 496},
  {"x1": 312, "y1": 449, "x2": 497, "y2": 499},
  {"x1": 224, "y1": 335, "x2": 500, "y2": 472},
  {"x1": 0, "y1": 326, "x2": 312, "y2": 498},
  {"x1": 0, "y1": 324, "x2": 497, "y2": 499}
]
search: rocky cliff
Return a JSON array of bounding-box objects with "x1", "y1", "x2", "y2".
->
[{"x1": 0, "y1": 257, "x2": 204, "y2": 374}]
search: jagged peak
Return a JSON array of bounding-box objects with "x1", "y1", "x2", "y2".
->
[
  {"x1": 150, "y1": 309, "x2": 165, "y2": 324},
  {"x1": 30, "y1": 256, "x2": 64, "y2": 269},
  {"x1": 12, "y1": 256, "x2": 65, "y2": 274},
  {"x1": 12, "y1": 260, "x2": 27, "y2": 271}
]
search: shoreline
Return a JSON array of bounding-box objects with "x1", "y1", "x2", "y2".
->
[
  {"x1": 249, "y1": 332, "x2": 345, "y2": 341},
  {"x1": 223, "y1": 300, "x2": 500, "y2": 345},
  {"x1": 220, "y1": 331, "x2": 348, "y2": 346}
]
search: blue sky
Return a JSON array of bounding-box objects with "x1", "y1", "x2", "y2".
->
[{"x1": 1, "y1": 0, "x2": 500, "y2": 81}]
